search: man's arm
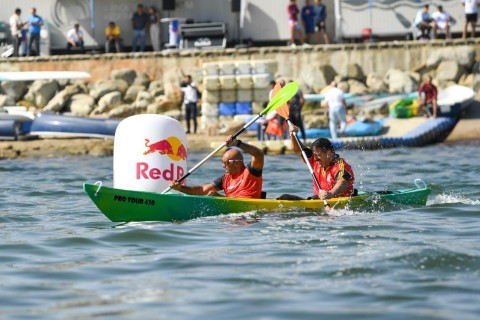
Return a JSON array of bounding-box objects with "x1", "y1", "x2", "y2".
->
[
  {"x1": 170, "y1": 181, "x2": 219, "y2": 196},
  {"x1": 226, "y1": 136, "x2": 264, "y2": 170},
  {"x1": 318, "y1": 179, "x2": 348, "y2": 200},
  {"x1": 289, "y1": 123, "x2": 306, "y2": 157}
]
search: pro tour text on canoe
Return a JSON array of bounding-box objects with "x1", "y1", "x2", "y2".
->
[
  {"x1": 113, "y1": 195, "x2": 155, "y2": 206},
  {"x1": 136, "y1": 162, "x2": 184, "y2": 181}
]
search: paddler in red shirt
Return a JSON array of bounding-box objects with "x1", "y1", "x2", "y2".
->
[
  {"x1": 418, "y1": 75, "x2": 438, "y2": 118},
  {"x1": 283, "y1": 124, "x2": 355, "y2": 200},
  {"x1": 170, "y1": 135, "x2": 264, "y2": 198}
]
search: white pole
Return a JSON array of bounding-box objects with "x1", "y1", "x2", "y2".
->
[{"x1": 334, "y1": 0, "x2": 342, "y2": 43}]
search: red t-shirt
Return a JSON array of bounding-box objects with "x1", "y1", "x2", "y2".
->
[
  {"x1": 418, "y1": 82, "x2": 438, "y2": 103},
  {"x1": 308, "y1": 155, "x2": 355, "y2": 197},
  {"x1": 212, "y1": 163, "x2": 263, "y2": 199},
  {"x1": 287, "y1": 4, "x2": 299, "y2": 21}
]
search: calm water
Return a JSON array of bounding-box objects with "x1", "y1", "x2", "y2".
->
[{"x1": 1, "y1": 142, "x2": 479, "y2": 319}]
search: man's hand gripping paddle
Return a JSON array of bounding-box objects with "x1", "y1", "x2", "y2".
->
[{"x1": 161, "y1": 81, "x2": 300, "y2": 194}]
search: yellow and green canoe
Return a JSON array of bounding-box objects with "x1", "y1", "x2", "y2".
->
[{"x1": 84, "y1": 182, "x2": 431, "y2": 223}]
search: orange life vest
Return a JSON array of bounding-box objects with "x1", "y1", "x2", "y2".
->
[{"x1": 308, "y1": 156, "x2": 355, "y2": 197}]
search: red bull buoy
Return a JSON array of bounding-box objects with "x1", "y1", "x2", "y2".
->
[{"x1": 114, "y1": 114, "x2": 188, "y2": 193}]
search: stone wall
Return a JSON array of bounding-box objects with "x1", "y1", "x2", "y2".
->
[{"x1": 3, "y1": 39, "x2": 480, "y2": 86}]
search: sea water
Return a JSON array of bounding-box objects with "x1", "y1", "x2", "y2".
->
[{"x1": 1, "y1": 142, "x2": 479, "y2": 319}]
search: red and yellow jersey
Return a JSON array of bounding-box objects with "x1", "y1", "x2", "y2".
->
[
  {"x1": 212, "y1": 163, "x2": 263, "y2": 199},
  {"x1": 308, "y1": 155, "x2": 355, "y2": 197}
]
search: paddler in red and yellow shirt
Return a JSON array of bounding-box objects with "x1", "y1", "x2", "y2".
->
[
  {"x1": 288, "y1": 124, "x2": 355, "y2": 200},
  {"x1": 170, "y1": 135, "x2": 264, "y2": 198}
]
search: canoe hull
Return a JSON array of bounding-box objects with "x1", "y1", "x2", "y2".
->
[{"x1": 84, "y1": 183, "x2": 431, "y2": 222}]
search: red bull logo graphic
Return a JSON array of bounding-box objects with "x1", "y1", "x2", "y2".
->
[
  {"x1": 143, "y1": 136, "x2": 187, "y2": 161},
  {"x1": 138, "y1": 136, "x2": 187, "y2": 181}
]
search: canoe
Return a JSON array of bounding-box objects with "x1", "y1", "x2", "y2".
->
[
  {"x1": 30, "y1": 112, "x2": 121, "y2": 139},
  {"x1": 0, "y1": 107, "x2": 35, "y2": 140},
  {"x1": 84, "y1": 182, "x2": 431, "y2": 223}
]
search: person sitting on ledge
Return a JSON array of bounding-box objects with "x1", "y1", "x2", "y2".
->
[
  {"x1": 66, "y1": 23, "x2": 85, "y2": 54},
  {"x1": 105, "y1": 21, "x2": 122, "y2": 53}
]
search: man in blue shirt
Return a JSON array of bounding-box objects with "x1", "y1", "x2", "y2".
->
[
  {"x1": 301, "y1": 0, "x2": 315, "y2": 44},
  {"x1": 27, "y1": 7, "x2": 44, "y2": 56},
  {"x1": 314, "y1": 0, "x2": 329, "y2": 44},
  {"x1": 131, "y1": 4, "x2": 150, "y2": 52},
  {"x1": 414, "y1": 4, "x2": 433, "y2": 39}
]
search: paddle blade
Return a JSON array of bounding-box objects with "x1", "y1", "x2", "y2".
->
[
  {"x1": 276, "y1": 99, "x2": 290, "y2": 121},
  {"x1": 261, "y1": 81, "x2": 299, "y2": 116}
]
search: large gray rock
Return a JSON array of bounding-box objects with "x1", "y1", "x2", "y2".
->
[
  {"x1": 92, "y1": 91, "x2": 122, "y2": 115},
  {"x1": 146, "y1": 99, "x2": 178, "y2": 114},
  {"x1": 133, "y1": 72, "x2": 151, "y2": 87},
  {"x1": 107, "y1": 104, "x2": 137, "y2": 118},
  {"x1": 366, "y1": 73, "x2": 388, "y2": 93},
  {"x1": 67, "y1": 94, "x2": 95, "y2": 116},
  {"x1": 148, "y1": 79, "x2": 164, "y2": 97},
  {"x1": 426, "y1": 46, "x2": 476, "y2": 68},
  {"x1": 125, "y1": 85, "x2": 147, "y2": 103},
  {"x1": 90, "y1": 79, "x2": 122, "y2": 101},
  {"x1": 0, "y1": 94, "x2": 16, "y2": 107},
  {"x1": 110, "y1": 69, "x2": 137, "y2": 86},
  {"x1": 384, "y1": 69, "x2": 418, "y2": 93},
  {"x1": 133, "y1": 90, "x2": 153, "y2": 111},
  {"x1": 43, "y1": 84, "x2": 83, "y2": 112},
  {"x1": 347, "y1": 79, "x2": 369, "y2": 95},
  {"x1": 24, "y1": 80, "x2": 59, "y2": 108},
  {"x1": 435, "y1": 60, "x2": 465, "y2": 82},
  {"x1": 299, "y1": 64, "x2": 337, "y2": 93},
  {"x1": 1, "y1": 81, "x2": 27, "y2": 101},
  {"x1": 340, "y1": 63, "x2": 365, "y2": 81}
]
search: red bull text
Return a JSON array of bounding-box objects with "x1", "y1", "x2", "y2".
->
[{"x1": 136, "y1": 162, "x2": 184, "y2": 181}]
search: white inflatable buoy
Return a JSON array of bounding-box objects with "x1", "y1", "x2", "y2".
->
[{"x1": 113, "y1": 114, "x2": 188, "y2": 193}]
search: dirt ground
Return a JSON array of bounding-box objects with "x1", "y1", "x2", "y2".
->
[{"x1": 0, "y1": 132, "x2": 229, "y2": 160}]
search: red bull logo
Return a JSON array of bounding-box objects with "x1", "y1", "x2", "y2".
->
[
  {"x1": 138, "y1": 135, "x2": 187, "y2": 181},
  {"x1": 143, "y1": 136, "x2": 187, "y2": 161}
]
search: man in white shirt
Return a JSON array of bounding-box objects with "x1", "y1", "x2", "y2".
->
[
  {"x1": 180, "y1": 75, "x2": 199, "y2": 134},
  {"x1": 432, "y1": 5, "x2": 451, "y2": 39},
  {"x1": 66, "y1": 23, "x2": 85, "y2": 54},
  {"x1": 324, "y1": 81, "x2": 347, "y2": 139},
  {"x1": 9, "y1": 8, "x2": 26, "y2": 57},
  {"x1": 463, "y1": 0, "x2": 480, "y2": 38}
]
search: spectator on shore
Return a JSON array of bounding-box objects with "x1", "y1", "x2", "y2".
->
[
  {"x1": 287, "y1": 0, "x2": 305, "y2": 47},
  {"x1": 313, "y1": 0, "x2": 329, "y2": 44},
  {"x1": 66, "y1": 23, "x2": 85, "y2": 54},
  {"x1": 148, "y1": 6, "x2": 161, "y2": 51},
  {"x1": 432, "y1": 5, "x2": 451, "y2": 39},
  {"x1": 462, "y1": 0, "x2": 479, "y2": 38},
  {"x1": 27, "y1": 7, "x2": 44, "y2": 56},
  {"x1": 324, "y1": 81, "x2": 347, "y2": 139},
  {"x1": 105, "y1": 21, "x2": 122, "y2": 53},
  {"x1": 418, "y1": 75, "x2": 438, "y2": 118},
  {"x1": 180, "y1": 75, "x2": 199, "y2": 134},
  {"x1": 9, "y1": 8, "x2": 27, "y2": 57},
  {"x1": 414, "y1": 4, "x2": 433, "y2": 40},
  {"x1": 301, "y1": 0, "x2": 315, "y2": 44},
  {"x1": 131, "y1": 4, "x2": 150, "y2": 52}
]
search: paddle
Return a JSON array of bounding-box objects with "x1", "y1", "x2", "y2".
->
[
  {"x1": 161, "y1": 80, "x2": 300, "y2": 194},
  {"x1": 276, "y1": 95, "x2": 331, "y2": 210}
]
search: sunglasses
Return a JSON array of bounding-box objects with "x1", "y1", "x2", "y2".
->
[{"x1": 222, "y1": 159, "x2": 242, "y2": 165}]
